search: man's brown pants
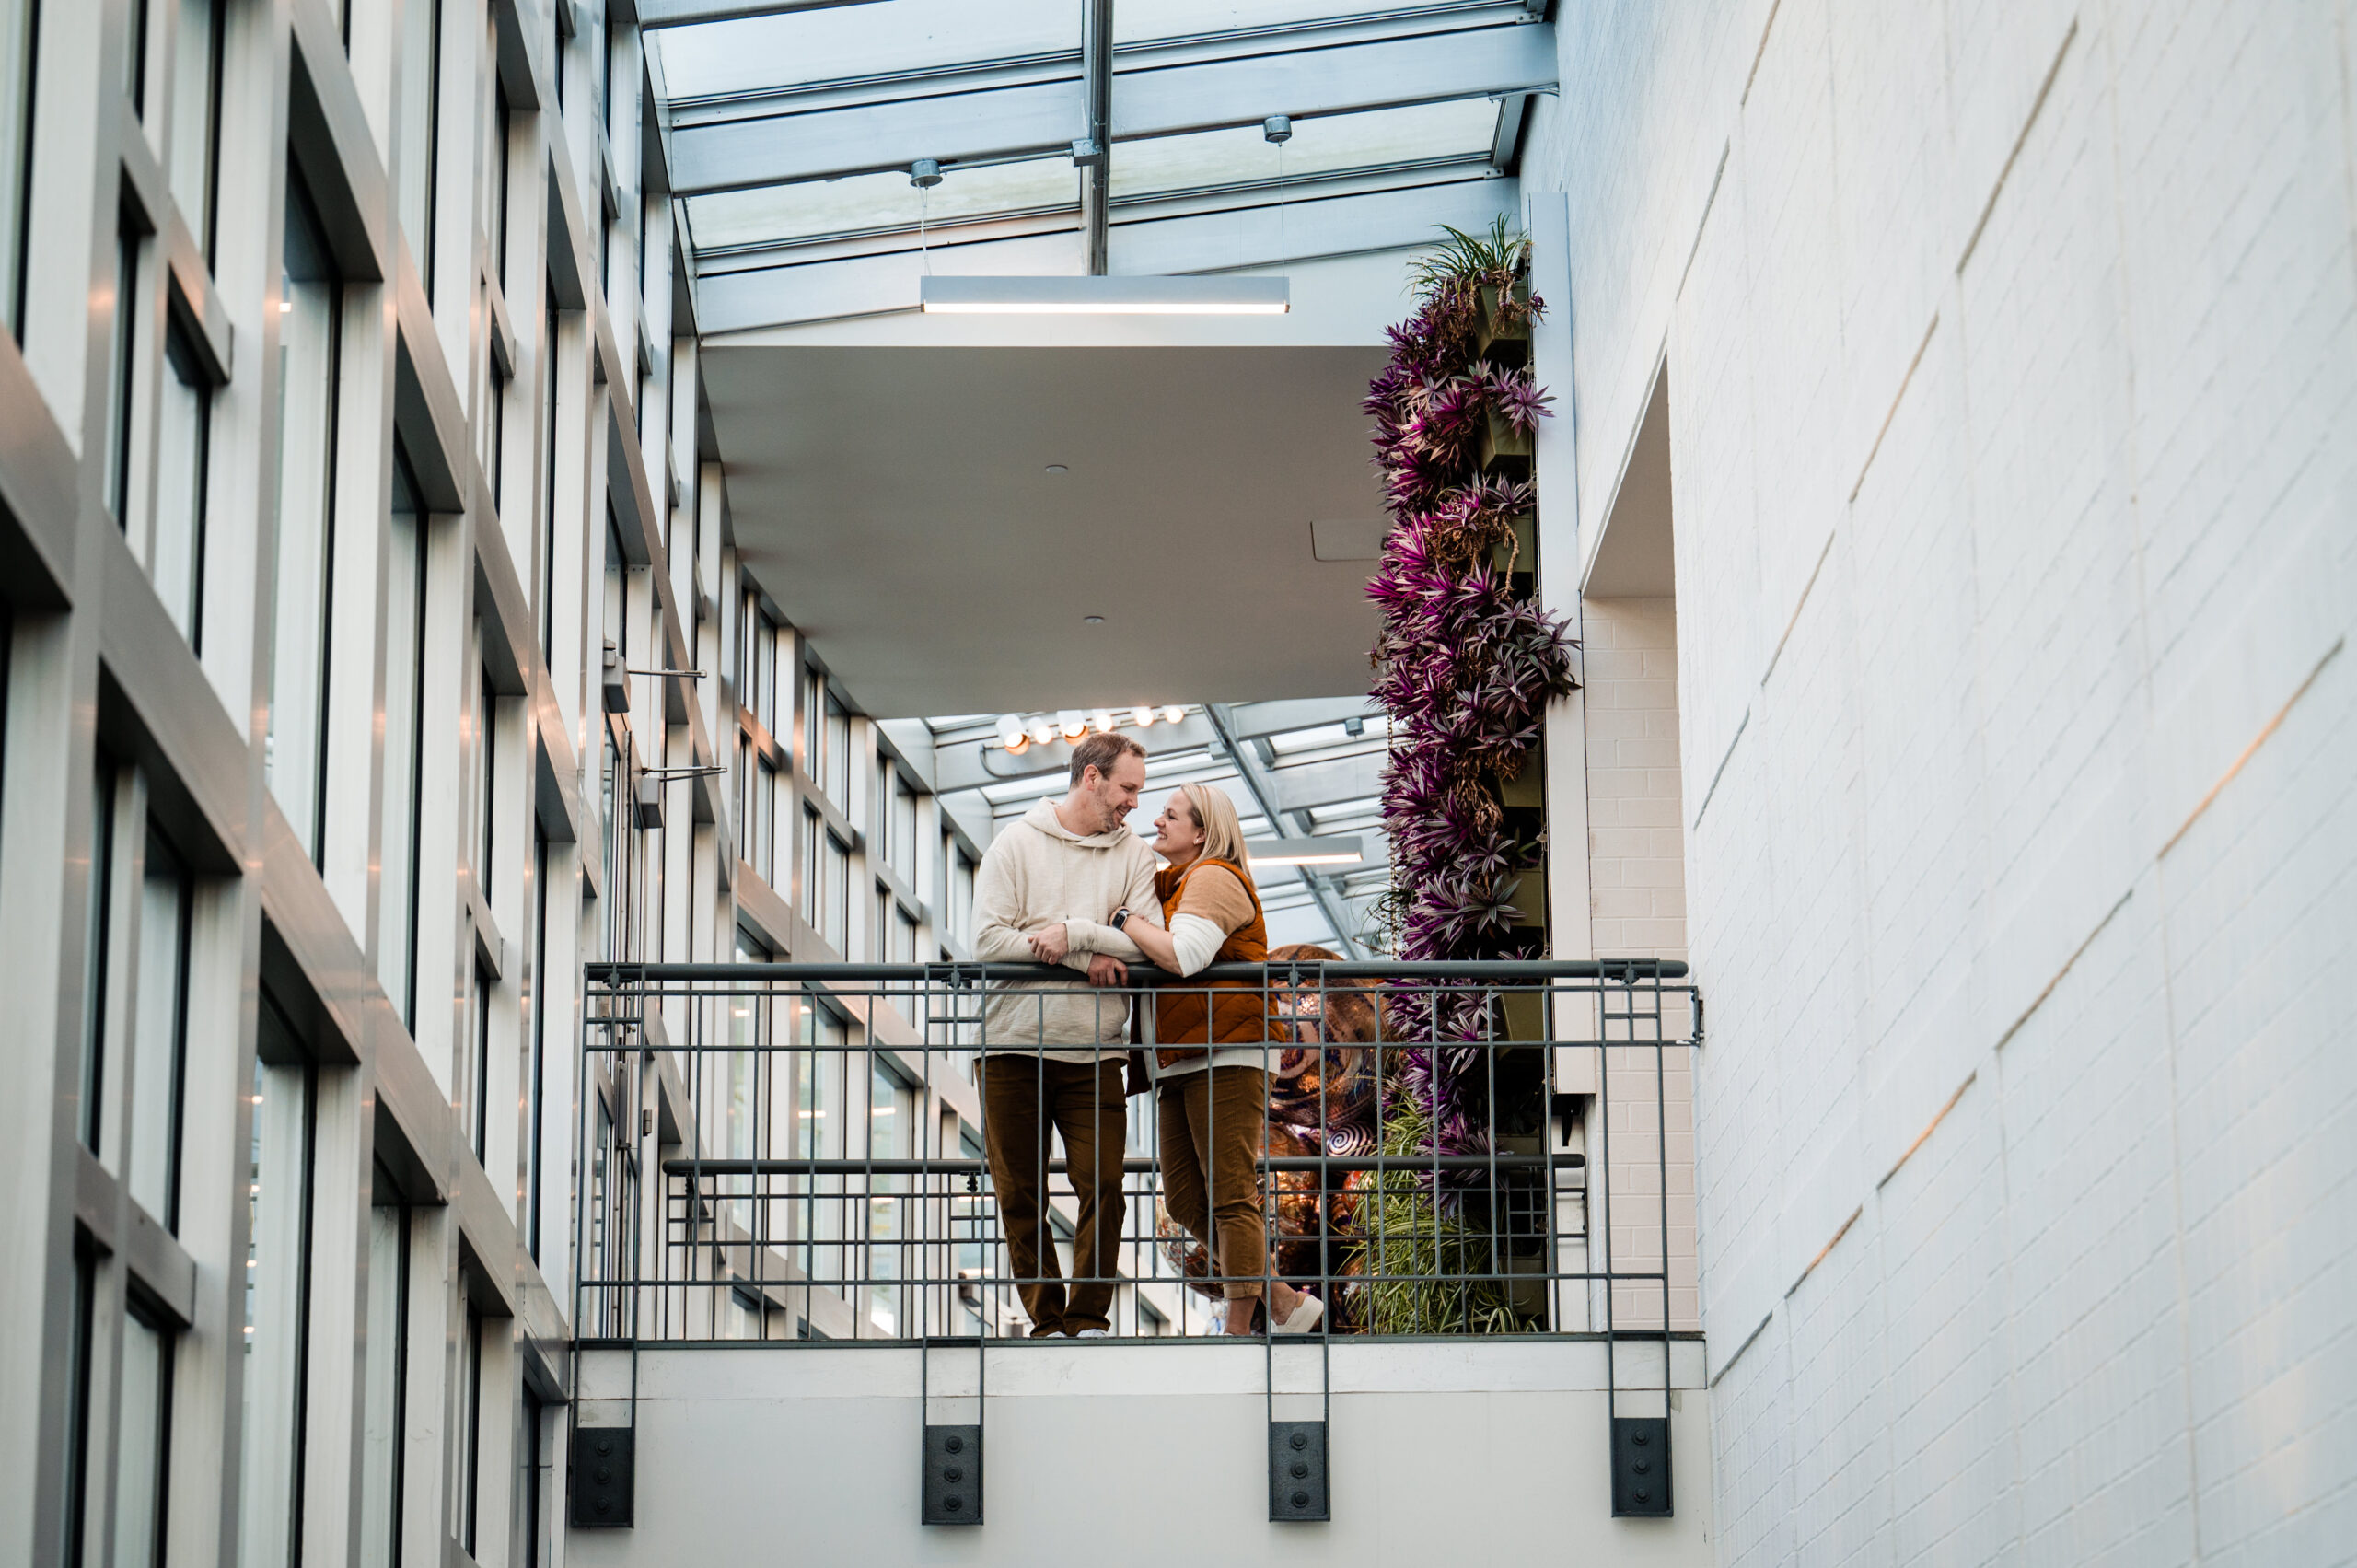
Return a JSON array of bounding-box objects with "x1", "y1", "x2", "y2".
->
[
  {"x1": 1157, "y1": 1066, "x2": 1272, "y2": 1301},
  {"x1": 981, "y1": 1056, "x2": 1128, "y2": 1336}
]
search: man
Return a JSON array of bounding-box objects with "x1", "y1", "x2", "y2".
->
[{"x1": 970, "y1": 732, "x2": 1161, "y2": 1338}]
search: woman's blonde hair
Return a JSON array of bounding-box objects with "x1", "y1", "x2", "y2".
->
[{"x1": 1178, "y1": 783, "x2": 1250, "y2": 869}]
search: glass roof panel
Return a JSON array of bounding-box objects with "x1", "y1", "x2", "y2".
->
[
  {"x1": 1109, "y1": 99, "x2": 1498, "y2": 202},
  {"x1": 656, "y1": 0, "x2": 1074, "y2": 102},
  {"x1": 687, "y1": 158, "x2": 1079, "y2": 253},
  {"x1": 1115, "y1": 1, "x2": 1493, "y2": 44}
]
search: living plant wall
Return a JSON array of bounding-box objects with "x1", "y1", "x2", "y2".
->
[{"x1": 1349, "y1": 220, "x2": 1580, "y2": 1331}]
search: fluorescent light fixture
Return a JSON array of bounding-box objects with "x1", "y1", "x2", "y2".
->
[
  {"x1": 1246, "y1": 836, "x2": 1365, "y2": 868},
  {"x1": 921, "y1": 275, "x2": 1289, "y2": 315}
]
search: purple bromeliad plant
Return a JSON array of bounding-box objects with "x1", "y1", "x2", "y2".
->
[{"x1": 1364, "y1": 220, "x2": 1579, "y2": 1161}]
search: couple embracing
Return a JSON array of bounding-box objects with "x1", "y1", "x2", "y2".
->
[{"x1": 970, "y1": 731, "x2": 1324, "y2": 1338}]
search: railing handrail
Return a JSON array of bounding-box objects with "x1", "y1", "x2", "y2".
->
[{"x1": 585, "y1": 958, "x2": 1689, "y2": 983}]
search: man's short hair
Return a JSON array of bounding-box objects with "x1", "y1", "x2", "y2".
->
[{"x1": 1069, "y1": 731, "x2": 1146, "y2": 787}]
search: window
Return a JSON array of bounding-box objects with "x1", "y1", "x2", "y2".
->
[
  {"x1": 242, "y1": 992, "x2": 318, "y2": 1568},
  {"x1": 129, "y1": 827, "x2": 194, "y2": 1226},
  {"x1": 127, "y1": 0, "x2": 153, "y2": 108},
  {"x1": 796, "y1": 805, "x2": 819, "y2": 930},
  {"x1": 527, "y1": 829, "x2": 550, "y2": 1258},
  {"x1": 799, "y1": 667, "x2": 821, "y2": 784},
  {"x1": 114, "y1": 1295, "x2": 176, "y2": 1568},
  {"x1": 956, "y1": 1129, "x2": 989, "y2": 1332},
  {"x1": 795, "y1": 1005, "x2": 847, "y2": 1298},
  {"x1": 749, "y1": 757, "x2": 778, "y2": 884},
  {"x1": 946, "y1": 845, "x2": 976, "y2": 948},
  {"x1": 380, "y1": 449, "x2": 429, "y2": 1028},
  {"x1": 603, "y1": 514, "x2": 627, "y2": 667},
  {"x1": 152, "y1": 321, "x2": 214, "y2": 645},
  {"x1": 359, "y1": 1165, "x2": 410, "y2": 1568},
  {"x1": 268, "y1": 174, "x2": 342, "y2": 864},
  {"x1": 64, "y1": 1234, "x2": 99, "y2": 1568},
  {"x1": 169, "y1": 0, "x2": 226, "y2": 263},
  {"x1": 886, "y1": 766, "x2": 917, "y2": 881},
  {"x1": 470, "y1": 961, "x2": 492, "y2": 1160},
  {"x1": 109, "y1": 215, "x2": 145, "y2": 528},
  {"x1": 0, "y1": 0, "x2": 35, "y2": 335},
  {"x1": 476, "y1": 665, "x2": 496, "y2": 900},
  {"x1": 823, "y1": 694, "x2": 850, "y2": 807},
  {"x1": 865, "y1": 1061, "x2": 913, "y2": 1333},
  {"x1": 491, "y1": 84, "x2": 513, "y2": 282},
  {"x1": 517, "y1": 1392, "x2": 545, "y2": 1568},
  {"x1": 81, "y1": 755, "x2": 122, "y2": 1154},
  {"x1": 457, "y1": 1307, "x2": 482, "y2": 1557},
  {"x1": 540, "y1": 288, "x2": 560, "y2": 663},
  {"x1": 398, "y1": 0, "x2": 442, "y2": 297},
  {"x1": 484, "y1": 358, "x2": 507, "y2": 514},
  {"x1": 821, "y1": 831, "x2": 849, "y2": 953}
]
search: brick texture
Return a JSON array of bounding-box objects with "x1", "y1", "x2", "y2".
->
[{"x1": 1523, "y1": 0, "x2": 2357, "y2": 1559}]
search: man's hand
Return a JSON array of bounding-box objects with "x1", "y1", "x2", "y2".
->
[
  {"x1": 1027, "y1": 923, "x2": 1071, "y2": 963},
  {"x1": 1086, "y1": 954, "x2": 1128, "y2": 987}
]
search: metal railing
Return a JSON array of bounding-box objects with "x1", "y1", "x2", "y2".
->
[{"x1": 575, "y1": 958, "x2": 1697, "y2": 1348}]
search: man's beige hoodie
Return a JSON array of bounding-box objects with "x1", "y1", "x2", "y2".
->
[{"x1": 971, "y1": 797, "x2": 1163, "y2": 1060}]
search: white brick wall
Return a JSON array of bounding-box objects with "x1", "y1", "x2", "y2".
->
[
  {"x1": 1524, "y1": 0, "x2": 2357, "y2": 1558},
  {"x1": 1581, "y1": 596, "x2": 1699, "y2": 1330}
]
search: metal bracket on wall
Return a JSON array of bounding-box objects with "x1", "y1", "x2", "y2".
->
[
  {"x1": 1269, "y1": 1421, "x2": 1329, "y2": 1521},
  {"x1": 570, "y1": 1427, "x2": 635, "y2": 1527},
  {"x1": 923, "y1": 1424, "x2": 983, "y2": 1525},
  {"x1": 1610, "y1": 1416, "x2": 1672, "y2": 1516}
]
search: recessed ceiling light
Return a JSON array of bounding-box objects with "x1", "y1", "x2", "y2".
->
[
  {"x1": 1083, "y1": 614, "x2": 1104, "y2": 624},
  {"x1": 1044, "y1": 464, "x2": 1069, "y2": 474}
]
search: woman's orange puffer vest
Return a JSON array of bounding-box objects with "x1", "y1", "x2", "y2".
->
[{"x1": 1152, "y1": 857, "x2": 1273, "y2": 1068}]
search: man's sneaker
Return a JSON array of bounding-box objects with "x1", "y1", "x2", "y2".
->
[{"x1": 1074, "y1": 1329, "x2": 1109, "y2": 1338}]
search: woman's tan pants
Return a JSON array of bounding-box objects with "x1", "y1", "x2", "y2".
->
[{"x1": 1157, "y1": 1066, "x2": 1271, "y2": 1301}]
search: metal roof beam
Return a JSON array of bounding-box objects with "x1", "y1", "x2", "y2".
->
[
  {"x1": 931, "y1": 714, "x2": 1223, "y2": 794},
  {"x1": 640, "y1": 0, "x2": 889, "y2": 26},
  {"x1": 696, "y1": 180, "x2": 1514, "y2": 331},
  {"x1": 1082, "y1": 0, "x2": 1113, "y2": 274},
  {"x1": 668, "y1": 23, "x2": 1554, "y2": 195},
  {"x1": 1109, "y1": 176, "x2": 1516, "y2": 276}
]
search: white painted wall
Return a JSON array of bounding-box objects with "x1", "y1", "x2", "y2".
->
[
  {"x1": 570, "y1": 1342, "x2": 1715, "y2": 1566},
  {"x1": 1522, "y1": 0, "x2": 2357, "y2": 1562}
]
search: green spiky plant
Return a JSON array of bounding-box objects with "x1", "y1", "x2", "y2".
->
[
  {"x1": 1404, "y1": 215, "x2": 1532, "y2": 297},
  {"x1": 1344, "y1": 1091, "x2": 1526, "y2": 1335}
]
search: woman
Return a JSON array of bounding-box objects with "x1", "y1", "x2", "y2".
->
[{"x1": 1059, "y1": 783, "x2": 1322, "y2": 1336}]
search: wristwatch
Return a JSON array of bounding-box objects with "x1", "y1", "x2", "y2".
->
[{"x1": 1110, "y1": 907, "x2": 1131, "y2": 931}]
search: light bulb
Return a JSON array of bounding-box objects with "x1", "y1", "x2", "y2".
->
[
  {"x1": 1028, "y1": 720, "x2": 1056, "y2": 745},
  {"x1": 1091, "y1": 708, "x2": 1115, "y2": 733},
  {"x1": 1004, "y1": 733, "x2": 1029, "y2": 755},
  {"x1": 1162, "y1": 705, "x2": 1188, "y2": 724},
  {"x1": 995, "y1": 714, "x2": 1028, "y2": 750},
  {"x1": 1132, "y1": 705, "x2": 1156, "y2": 727},
  {"x1": 1058, "y1": 710, "x2": 1086, "y2": 740}
]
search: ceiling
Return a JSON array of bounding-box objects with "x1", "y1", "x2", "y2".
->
[
  {"x1": 1583, "y1": 366, "x2": 1675, "y2": 597},
  {"x1": 705, "y1": 340, "x2": 1394, "y2": 716},
  {"x1": 648, "y1": 0, "x2": 1555, "y2": 331}
]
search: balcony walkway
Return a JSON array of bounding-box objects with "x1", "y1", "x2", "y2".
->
[{"x1": 573, "y1": 1337, "x2": 1713, "y2": 1566}]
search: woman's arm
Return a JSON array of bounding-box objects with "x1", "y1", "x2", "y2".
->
[
  {"x1": 1123, "y1": 913, "x2": 1179, "y2": 970},
  {"x1": 1133, "y1": 865, "x2": 1251, "y2": 976}
]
